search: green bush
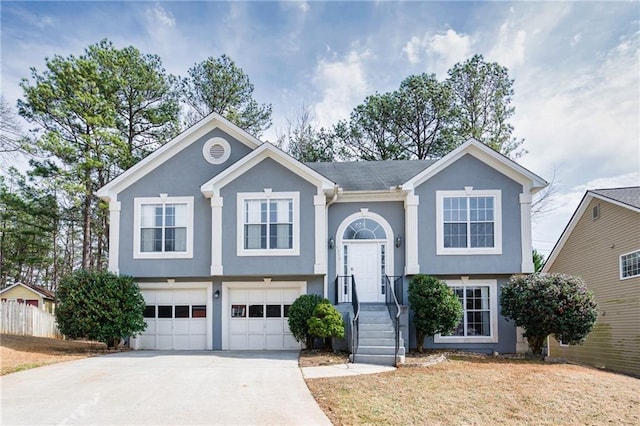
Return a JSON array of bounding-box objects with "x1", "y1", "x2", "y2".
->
[
  {"x1": 55, "y1": 270, "x2": 146, "y2": 348},
  {"x1": 501, "y1": 273, "x2": 598, "y2": 356},
  {"x1": 287, "y1": 294, "x2": 325, "y2": 349},
  {"x1": 308, "y1": 302, "x2": 345, "y2": 349},
  {"x1": 408, "y1": 274, "x2": 463, "y2": 353}
]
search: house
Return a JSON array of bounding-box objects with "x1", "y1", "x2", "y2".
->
[
  {"x1": 542, "y1": 187, "x2": 640, "y2": 377},
  {"x1": 97, "y1": 113, "x2": 547, "y2": 363},
  {"x1": 0, "y1": 282, "x2": 56, "y2": 313}
]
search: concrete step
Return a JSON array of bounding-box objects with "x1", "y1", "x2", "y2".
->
[
  {"x1": 352, "y1": 353, "x2": 397, "y2": 366},
  {"x1": 360, "y1": 323, "x2": 395, "y2": 332},
  {"x1": 358, "y1": 337, "x2": 395, "y2": 346},
  {"x1": 357, "y1": 345, "x2": 398, "y2": 355},
  {"x1": 359, "y1": 330, "x2": 396, "y2": 339},
  {"x1": 358, "y1": 317, "x2": 393, "y2": 325}
]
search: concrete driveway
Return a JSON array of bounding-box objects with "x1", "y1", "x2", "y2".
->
[{"x1": 0, "y1": 350, "x2": 331, "y2": 425}]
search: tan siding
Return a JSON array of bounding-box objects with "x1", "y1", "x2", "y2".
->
[{"x1": 547, "y1": 199, "x2": 640, "y2": 377}]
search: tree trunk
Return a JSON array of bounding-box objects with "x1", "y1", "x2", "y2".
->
[
  {"x1": 81, "y1": 171, "x2": 92, "y2": 270},
  {"x1": 527, "y1": 335, "x2": 547, "y2": 358}
]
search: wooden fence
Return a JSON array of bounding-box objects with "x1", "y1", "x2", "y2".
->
[{"x1": 0, "y1": 301, "x2": 62, "y2": 339}]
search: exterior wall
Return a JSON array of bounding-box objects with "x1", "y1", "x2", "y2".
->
[
  {"x1": 547, "y1": 199, "x2": 640, "y2": 377},
  {"x1": 410, "y1": 275, "x2": 517, "y2": 354},
  {"x1": 118, "y1": 128, "x2": 253, "y2": 277},
  {"x1": 327, "y1": 201, "x2": 405, "y2": 303},
  {"x1": 414, "y1": 154, "x2": 524, "y2": 275},
  {"x1": 219, "y1": 157, "x2": 318, "y2": 276}
]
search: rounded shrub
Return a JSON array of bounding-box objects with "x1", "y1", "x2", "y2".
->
[
  {"x1": 308, "y1": 302, "x2": 345, "y2": 349},
  {"x1": 287, "y1": 294, "x2": 325, "y2": 349}
]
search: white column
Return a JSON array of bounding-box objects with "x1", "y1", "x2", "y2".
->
[
  {"x1": 210, "y1": 195, "x2": 224, "y2": 276},
  {"x1": 405, "y1": 192, "x2": 420, "y2": 275},
  {"x1": 520, "y1": 189, "x2": 534, "y2": 273},
  {"x1": 313, "y1": 192, "x2": 327, "y2": 276},
  {"x1": 108, "y1": 200, "x2": 121, "y2": 274}
]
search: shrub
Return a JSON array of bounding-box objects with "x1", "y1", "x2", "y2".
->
[
  {"x1": 500, "y1": 273, "x2": 598, "y2": 356},
  {"x1": 408, "y1": 274, "x2": 463, "y2": 353},
  {"x1": 55, "y1": 270, "x2": 146, "y2": 348},
  {"x1": 308, "y1": 301, "x2": 345, "y2": 349},
  {"x1": 287, "y1": 294, "x2": 325, "y2": 349}
]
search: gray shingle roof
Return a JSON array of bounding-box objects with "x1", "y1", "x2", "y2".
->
[
  {"x1": 305, "y1": 160, "x2": 436, "y2": 191},
  {"x1": 590, "y1": 187, "x2": 640, "y2": 210}
]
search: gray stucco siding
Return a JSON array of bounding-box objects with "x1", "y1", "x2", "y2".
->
[
  {"x1": 410, "y1": 275, "x2": 517, "y2": 354},
  {"x1": 117, "y1": 129, "x2": 253, "y2": 278},
  {"x1": 414, "y1": 154, "x2": 524, "y2": 275},
  {"x1": 327, "y1": 201, "x2": 405, "y2": 303},
  {"x1": 219, "y1": 157, "x2": 319, "y2": 276}
]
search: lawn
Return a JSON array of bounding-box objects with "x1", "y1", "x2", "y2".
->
[
  {"x1": 0, "y1": 334, "x2": 108, "y2": 375},
  {"x1": 306, "y1": 355, "x2": 640, "y2": 425}
]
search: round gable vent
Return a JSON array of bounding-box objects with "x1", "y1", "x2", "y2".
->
[{"x1": 203, "y1": 137, "x2": 231, "y2": 165}]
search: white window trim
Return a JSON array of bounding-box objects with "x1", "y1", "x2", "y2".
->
[
  {"x1": 434, "y1": 278, "x2": 498, "y2": 344},
  {"x1": 436, "y1": 188, "x2": 502, "y2": 255},
  {"x1": 133, "y1": 195, "x2": 194, "y2": 259},
  {"x1": 236, "y1": 190, "x2": 300, "y2": 256},
  {"x1": 620, "y1": 249, "x2": 640, "y2": 280}
]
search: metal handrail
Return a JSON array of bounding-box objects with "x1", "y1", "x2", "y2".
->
[
  {"x1": 350, "y1": 275, "x2": 360, "y2": 358},
  {"x1": 385, "y1": 275, "x2": 402, "y2": 367}
]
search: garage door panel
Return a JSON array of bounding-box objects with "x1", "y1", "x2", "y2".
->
[
  {"x1": 135, "y1": 288, "x2": 208, "y2": 350},
  {"x1": 228, "y1": 286, "x2": 302, "y2": 350}
]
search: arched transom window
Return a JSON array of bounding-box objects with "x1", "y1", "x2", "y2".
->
[{"x1": 343, "y1": 218, "x2": 386, "y2": 240}]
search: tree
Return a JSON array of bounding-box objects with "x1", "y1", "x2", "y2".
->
[
  {"x1": 336, "y1": 92, "x2": 408, "y2": 161},
  {"x1": 307, "y1": 301, "x2": 345, "y2": 349},
  {"x1": 0, "y1": 170, "x2": 58, "y2": 288},
  {"x1": 287, "y1": 294, "x2": 325, "y2": 349},
  {"x1": 500, "y1": 273, "x2": 598, "y2": 357},
  {"x1": 533, "y1": 249, "x2": 545, "y2": 273},
  {"x1": 0, "y1": 96, "x2": 24, "y2": 159},
  {"x1": 18, "y1": 40, "x2": 180, "y2": 271},
  {"x1": 276, "y1": 104, "x2": 341, "y2": 162},
  {"x1": 408, "y1": 275, "x2": 463, "y2": 353},
  {"x1": 394, "y1": 74, "x2": 454, "y2": 159},
  {"x1": 55, "y1": 270, "x2": 146, "y2": 347},
  {"x1": 446, "y1": 54, "x2": 524, "y2": 158},
  {"x1": 181, "y1": 54, "x2": 272, "y2": 136}
]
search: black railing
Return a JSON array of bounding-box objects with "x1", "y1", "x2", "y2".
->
[
  {"x1": 350, "y1": 275, "x2": 360, "y2": 358},
  {"x1": 334, "y1": 275, "x2": 353, "y2": 304},
  {"x1": 384, "y1": 275, "x2": 402, "y2": 367}
]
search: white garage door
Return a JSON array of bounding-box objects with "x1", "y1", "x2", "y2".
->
[
  {"x1": 229, "y1": 287, "x2": 300, "y2": 350},
  {"x1": 136, "y1": 289, "x2": 208, "y2": 350}
]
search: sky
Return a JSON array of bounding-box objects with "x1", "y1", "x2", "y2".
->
[{"x1": 1, "y1": 1, "x2": 639, "y2": 258}]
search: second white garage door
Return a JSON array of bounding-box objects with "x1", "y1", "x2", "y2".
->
[{"x1": 228, "y1": 287, "x2": 300, "y2": 350}]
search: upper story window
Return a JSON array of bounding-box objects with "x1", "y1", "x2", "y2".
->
[
  {"x1": 620, "y1": 250, "x2": 640, "y2": 279},
  {"x1": 436, "y1": 188, "x2": 502, "y2": 255},
  {"x1": 434, "y1": 279, "x2": 498, "y2": 344},
  {"x1": 237, "y1": 191, "x2": 300, "y2": 256},
  {"x1": 133, "y1": 195, "x2": 194, "y2": 259},
  {"x1": 343, "y1": 218, "x2": 386, "y2": 240}
]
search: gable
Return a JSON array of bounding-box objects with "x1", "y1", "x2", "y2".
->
[
  {"x1": 543, "y1": 190, "x2": 640, "y2": 272},
  {"x1": 0, "y1": 283, "x2": 54, "y2": 300},
  {"x1": 97, "y1": 113, "x2": 262, "y2": 201},
  {"x1": 402, "y1": 139, "x2": 547, "y2": 192}
]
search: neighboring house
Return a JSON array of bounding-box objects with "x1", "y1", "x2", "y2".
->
[
  {"x1": 0, "y1": 282, "x2": 56, "y2": 313},
  {"x1": 543, "y1": 187, "x2": 640, "y2": 377},
  {"x1": 97, "y1": 113, "x2": 546, "y2": 361}
]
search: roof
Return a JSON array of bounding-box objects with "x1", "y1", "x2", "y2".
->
[
  {"x1": 590, "y1": 187, "x2": 640, "y2": 210},
  {"x1": 0, "y1": 282, "x2": 56, "y2": 300},
  {"x1": 542, "y1": 186, "x2": 640, "y2": 272},
  {"x1": 306, "y1": 160, "x2": 435, "y2": 191}
]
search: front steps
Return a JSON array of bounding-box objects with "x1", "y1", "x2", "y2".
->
[{"x1": 351, "y1": 304, "x2": 405, "y2": 366}]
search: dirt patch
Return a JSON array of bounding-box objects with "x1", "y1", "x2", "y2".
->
[
  {"x1": 306, "y1": 357, "x2": 640, "y2": 425},
  {"x1": 298, "y1": 349, "x2": 350, "y2": 367},
  {"x1": 1, "y1": 334, "x2": 109, "y2": 375}
]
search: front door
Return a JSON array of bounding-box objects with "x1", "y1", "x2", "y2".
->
[{"x1": 348, "y1": 242, "x2": 384, "y2": 303}]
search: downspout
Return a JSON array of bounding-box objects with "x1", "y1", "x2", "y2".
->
[{"x1": 324, "y1": 185, "x2": 339, "y2": 301}]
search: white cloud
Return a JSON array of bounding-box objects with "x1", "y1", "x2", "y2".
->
[
  {"x1": 402, "y1": 29, "x2": 473, "y2": 77},
  {"x1": 570, "y1": 33, "x2": 582, "y2": 47},
  {"x1": 146, "y1": 4, "x2": 175, "y2": 28},
  {"x1": 488, "y1": 20, "x2": 527, "y2": 69},
  {"x1": 312, "y1": 47, "x2": 371, "y2": 128}
]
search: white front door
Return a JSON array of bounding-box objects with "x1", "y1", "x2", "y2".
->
[{"x1": 349, "y1": 242, "x2": 384, "y2": 303}]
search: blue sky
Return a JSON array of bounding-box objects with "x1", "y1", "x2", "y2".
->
[{"x1": 2, "y1": 1, "x2": 639, "y2": 257}]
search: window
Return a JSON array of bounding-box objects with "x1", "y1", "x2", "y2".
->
[
  {"x1": 434, "y1": 279, "x2": 498, "y2": 343},
  {"x1": 620, "y1": 250, "x2": 640, "y2": 279},
  {"x1": 237, "y1": 191, "x2": 299, "y2": 256},
  {"x1": 202, "y1": 137, "x2": 231, "y2": 165},
  {"x1": 134, "y1": 196, "x2": 194, "y2": 259},
  {"x1": 436, "y1": 189, "x2": 502, "y2": 255}
]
